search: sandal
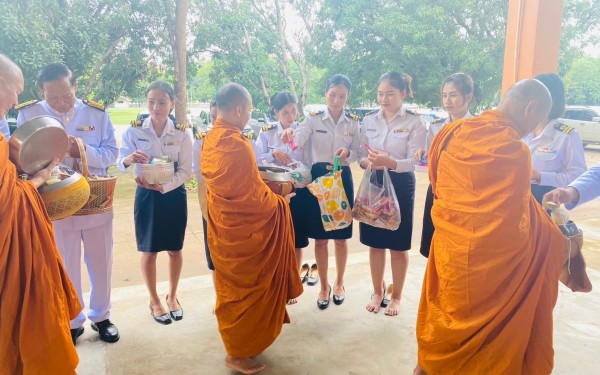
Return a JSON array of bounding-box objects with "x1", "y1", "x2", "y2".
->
[
  {"x1": 300, "y1": 263, "x2": 310, "y2": 284},
  {"x1": 381, "y1": 283, "x2": 394, "y2": 308}
]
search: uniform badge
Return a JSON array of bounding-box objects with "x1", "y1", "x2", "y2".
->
[
  {"x1": 537, "y1": 147, "x2": 556, "y2": 153},
  {"x1": 316, "y1": 129, "x2": 327, "y2": 134},
  {"x1": 83, "y1": 99, "x2": 106, "y2": 111},
  {"x1": 164, "y1": 141, "x2": 179, "y2": 146},
  {"x1": 137, "y1": 138, "x2": 150, "y2": 142},
  {"x1": 343, "y1": 131, "x2": 354, "y2": 137},
  {"x1": 76, "y1": 126, "x2": 95, "y2": 131},
  {"x1": 393, "y1": 128, "x2": 410, "y2": 133}
]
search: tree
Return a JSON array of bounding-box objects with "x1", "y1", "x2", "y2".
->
[{"x1": 563, "y1": 56, "x2": 600, "y2": 105}]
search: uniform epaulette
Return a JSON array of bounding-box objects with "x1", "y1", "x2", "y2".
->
[
  {"x1": 555, "y1": 123, "x2": 574, "y2": 134},
  {"x1": 130, "y1": 119, "x2": 142, "y2": 127},
  {"x1": 261, "y1": 123, "x2": 278, "y2": 132},
  {"x1": 242, "y1": 129, "x2": 256, "y2": 140},
  {"x1": 364, "y1": 109, "x2": 378, "y2": 117},
  {"x1": 345, "y1": 111, "x2": 359, "y2": 121},
  {"x1": 431, "y1": 117, "x2": 446, "y2": 124},
  {"x1": 176, "y1": 122, "x2": 187, "y2": 131},
  {"x1": 308, "y1": 110, "x2": 324, "y2": 116},
  {"x1": 83, "y1": 99, "x2": 106, "y2": 111},
  {"x1": 14, "y1": 99, "x2": 39, "y2": 111},
  {"x1": 405, "y1": 109, "x2": 419, "y2": 116}
]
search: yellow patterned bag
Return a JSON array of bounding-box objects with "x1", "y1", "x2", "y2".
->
[{"x1": 307, "y1": 157, "x2": 352, "y2": 231}]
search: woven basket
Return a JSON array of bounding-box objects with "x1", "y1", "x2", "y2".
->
[
  {"x1": 39, "y1": 166, "x2": 91, "y2": 221},
  {"x1": 72, "y1": 138, "x2": 117, "y2": 215}
]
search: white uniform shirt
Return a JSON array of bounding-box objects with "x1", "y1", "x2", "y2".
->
[
  {"x1": 425, "y1": 112, "x2": 472, "y2": 152},
  {"x1": 256, "y1": 122, "x2": 310, "y2": 165},
  {"x1": 17, "y1": 99, "x2": 118, "y2": 176},
  {"x1": 0, "y1": 118, "x2": 9, "y2": 139},
  {"x1": 117, "y1": 117, "x2": 192, "y2": 194},
  {"x1": 523, "y1": 119, "x2": 587, "y2": 187},
  {"x1": 359, "y1": 106, "x2": 427, "y2": 173},
  {"x1": 293, "y1": 109, "x2": 360, "y2": 165}
]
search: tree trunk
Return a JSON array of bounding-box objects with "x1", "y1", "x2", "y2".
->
[{"x1": 174, "y1": 0, "x2": 188, "y2": 127}]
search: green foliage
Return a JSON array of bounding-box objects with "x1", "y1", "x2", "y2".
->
[{"x1": 564, "y1": 56, "x2": 600, "y2": 105}]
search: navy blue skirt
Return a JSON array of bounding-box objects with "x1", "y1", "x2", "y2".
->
[
  {"x1": 359, "y1": 170, "x2": 415, "y2": 251},
  {"x1": 134, "y1": 185, "x2": 187, "y2": 252},
  {"x1": 305, "y1": 163, "x2": 354, "y2": 240},
  {"x1": 289, "y1": 187, "x2": 310, "y2": 248},
  {"x1": 201, "y1": 217, "x2": 215, "y2": 270},
  {"x1": 531, "y1": 184, "x2": 554, "y2": 205}
]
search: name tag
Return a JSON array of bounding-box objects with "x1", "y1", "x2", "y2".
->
[
  {"x1": 366, "y1": 128, "x2": 377, "y2": 132},
  {"x1": 343, "y1": 131, "x2": 353, "y2": 137},
  {"x1": 537, "y1": 147, "x2": 556, "y2": 153},
  {"x1": 394, "y1": 128, "x2": 410, "y2": 133},
  {"x1": 316, "y1": 129, "x2": 327, "y2": 134},
  {"x1": 76, "y1": 126, "x2": 95, "y2": 131},
  {"x1": 164, "y1": 141, "x2": 179, "y2": 146},
  {"x1": 137, "y1": 138, "x2": 150, "y2": 142}
]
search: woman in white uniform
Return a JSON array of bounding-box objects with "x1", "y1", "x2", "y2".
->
[
  {"x1": 281, "y1": 74, "x2": 361, "y2": 310},
  {"x1": 359, "y1": 71, "x2": 426, "y2": 316},
  {"x1": 415, "y1": 73, "x2": 482, "y2": 258},
  {"x1": 117, "y1": 81, "x2": 192, "y2": 325}
]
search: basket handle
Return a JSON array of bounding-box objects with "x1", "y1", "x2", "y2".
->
[{"x1": 72, "y1": 137, "x2": 91, "y2": 178}]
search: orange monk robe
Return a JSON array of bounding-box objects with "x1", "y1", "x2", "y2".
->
[
  {"x1": 0, "y1": 135, "x2": 81, "y2": 374},
  {"x1": 417, "y1": 110, "x2": 566, "y2": 375},
  {"x1": 201, "y1": 119, "x2": 303, "y2": 357}
]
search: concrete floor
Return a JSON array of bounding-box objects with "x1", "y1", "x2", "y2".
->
[{"x1": 74, "y1": 250, "x2": 600, "y2": 375}]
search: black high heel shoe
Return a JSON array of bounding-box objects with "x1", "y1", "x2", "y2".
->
[
  {"x1": 317, "y1": 285, "x2": 332, "y2": 310},
  {"x1": 166, "y1": 295, "x2": 183, "y2": 321},
  {"x1": 150, "y1": 303, "x2": 172, "y2": 325},
  {"x1": 333, "y1": 286, "x2": 345, "y2": 305}
]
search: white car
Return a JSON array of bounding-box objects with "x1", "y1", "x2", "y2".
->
[{"x1": 561, "y1": 106, "x2": 600, "y2": 146}]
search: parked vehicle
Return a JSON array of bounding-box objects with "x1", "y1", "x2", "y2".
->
[{"x1": 561, "y1": 105, "x2": 600, "y2": 146}]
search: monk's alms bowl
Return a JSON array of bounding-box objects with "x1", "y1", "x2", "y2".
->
[
  {"x1": 134, "y1": 162, "x2": 175, "y2": 185},
  {"x1": 9, "y1": 116, "x2": 68, "y2": 175},
  {"x1": 38, "y1": 165, "x2": 91, "y2": 220}
]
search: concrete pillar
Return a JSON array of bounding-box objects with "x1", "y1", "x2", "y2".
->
[{"x1": 502, "y1": 0, "x2": 565, "y2": 93}]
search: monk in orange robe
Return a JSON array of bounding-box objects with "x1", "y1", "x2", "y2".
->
[
  {"x1": 0, "y1": 54, "x2": 81, "y2": 374},
  {"x1": 415, "y1": 80, "x2": 578, "y2": 375},
  {"x1": 201, "y1": 83, "x2": 303, "y2": 374}
]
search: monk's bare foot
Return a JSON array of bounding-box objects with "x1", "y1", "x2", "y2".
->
[
  {"x1": 366, "y1": 293, "x2": 383, "y2": 313},
  {"x1": 413, "y1": 363, "x2": 427, "y2": 375},
  {"x1": 225, "y1": 355, "x2": 266, "y2": 374},
  {"x1": 384, "y1": 298, "x2": 401, "y2": 316},
  {"x1": 287, "y1": 298, "x2": 298, "y2": 305}
]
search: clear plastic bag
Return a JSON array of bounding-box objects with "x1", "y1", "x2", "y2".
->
[{"x1": 352, "y1": 165, "x2": 401, "y2": 230}]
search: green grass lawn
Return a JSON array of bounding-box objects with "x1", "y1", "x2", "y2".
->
[{"x1": 108, "y1": 108, "x2": 142, "y2": 125}]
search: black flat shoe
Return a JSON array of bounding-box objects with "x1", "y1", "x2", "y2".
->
[
  {"x1": 166, "y1": 295, "x2": 183, "y2": 321},
  {"x1": 71, "y1": 326, "x2": 84, "y2": 345},
  {"x1": 150, "y1": 304, "x2": 172, "y2": 325},
  {"x1": 91, "y1": 319, "x2": 120, "y2": 343},
  {"x1": 317, "y1": 285, "x2": 331, "y2": 310},
  {"x1": 333, "y1": 286, "x2": 345, "y2": 305}
]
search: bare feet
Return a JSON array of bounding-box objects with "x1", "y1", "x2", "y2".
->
[
  {"x1": 225, "y1": 355, "x2": 266, "y2": 374},
  {"x1": 413, "y1": 363, "x2": 428, "y2": 375},
  {"x1": 366, "y1": 292, "x2": 383, "y2": 313},
  {"x1": 384, "y1": 297, "x2": 401, "y2": 316},
  {"x1": 287, "y1": 298, "x2": 298, "y2": 305}
]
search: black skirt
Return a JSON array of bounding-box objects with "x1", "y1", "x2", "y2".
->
[
  {"x1": 419, "y1": 184, "x2": 434, "y2": 258},
  {"x1": 531, "y1": 184, "x2": 555, "y2": 205},
  {"x1": 289, "y1": 187, "x2": 310, "y2": 248},
  {"x1": 134, "y1": 185, "x2": 187, "y2": 252},
  {"x1": 359, "y1": 170, "x2": 415, "y2": 251},
  {"x1": 305, "y1": 162, "x2": 354, "y2": 240}
]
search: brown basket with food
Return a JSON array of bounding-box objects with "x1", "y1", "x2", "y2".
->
[{"x1": 72, "y1": 138, "x2": 117, "y2": 215}]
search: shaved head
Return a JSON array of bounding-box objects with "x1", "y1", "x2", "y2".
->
[
  {"x1": 215, "y1": 83, "x2": 253, "y2": 130},
  {"x1": 499, "y1": 79, "x2": 552, "y2": 136},
  {"x1": 0, "y1": 54, "x2": 24, "y2": 120}
]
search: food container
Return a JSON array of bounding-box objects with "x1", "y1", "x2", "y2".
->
[
  {"x1": 258, "y1": 166, "x2": 295, "y2": 196},
  {"x1": 38, "y1": 165, "x2": 91, "y2": 220},
  {"x1": 134, "y1": 162, "x2": 175, "y2": 184},
  {"x1": 9, "y1": 116, "x2": 68, "y2": 175}
]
